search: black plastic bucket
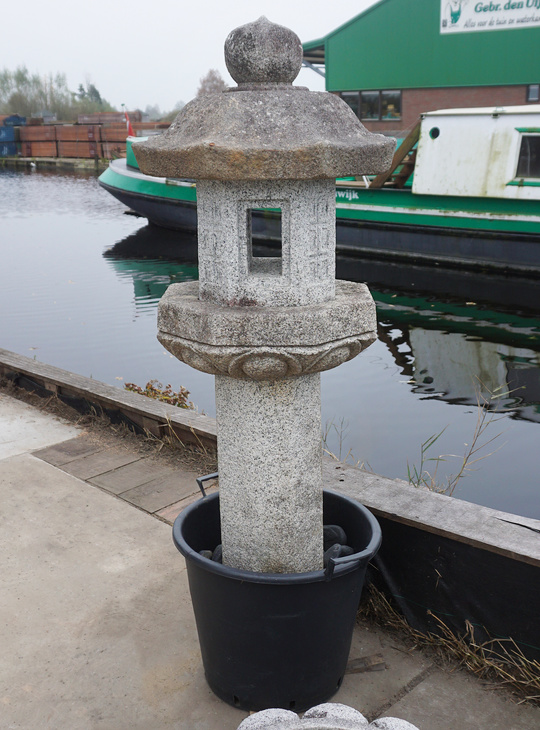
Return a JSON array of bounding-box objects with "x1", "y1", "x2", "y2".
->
[{"x1": 172, "y1": 489, "x2": 381, "y2": 712}]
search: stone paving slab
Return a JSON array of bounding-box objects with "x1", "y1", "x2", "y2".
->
[
  {"x1": 0, "y1": 452, "x2": 248, "y2": 730},
  {"x1": 381, "y1": 665, "x2": 540, "y2": 730},
  {"x1": 337, "y1": 626, "x2": 432, "y2": 719},
  {"x1": 0, "y1": 392, "x2": 79, "y2": 459},
  {"x1": 156, "y1": 483, "x2": 219, "y2": 524},
  {"x1": 34, "y1": 436, "x2": 103, "y2": 466}
]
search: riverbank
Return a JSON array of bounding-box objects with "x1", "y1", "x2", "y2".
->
[
  {"x1": 1, "y1": 376, "x2": 540, "y2": 728},
  {"x1": 0, "y1": 155, "x2": 108, "y2": 171}
]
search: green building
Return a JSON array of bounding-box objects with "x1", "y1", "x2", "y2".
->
[{"x1": 303, "y1": 0, "x2": 540, "y2": 135}]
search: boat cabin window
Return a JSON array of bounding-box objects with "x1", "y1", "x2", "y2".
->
[
  {"x1": 338, "y1": 91, "x2": 401, "y2": 122},
  {"x1": 527, "y1": 84, "x2": 539, "y2": 103},
  {"x1": 247, "y1": 208, "x2": 282, "y2": 276},
  {"x1": 516, "y1": 136, "x2": 540, "y2": 179}
]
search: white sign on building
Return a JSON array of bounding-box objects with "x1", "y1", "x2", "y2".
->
[{"x1": 440, "y1": 0, "x2": 540, "y2": 34}]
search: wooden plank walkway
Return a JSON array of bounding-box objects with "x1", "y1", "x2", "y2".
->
[{"x1": 33, "y1": 435, "x2": 217, "y2": 525}]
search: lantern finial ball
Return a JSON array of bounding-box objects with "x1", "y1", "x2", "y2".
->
[{"x1": 225, "y1": 16, "x2": 303, "y2": 85}]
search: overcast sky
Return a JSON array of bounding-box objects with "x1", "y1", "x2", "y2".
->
[{"x1": 3, "y1": 0, "x2": 378, "y2": 113}]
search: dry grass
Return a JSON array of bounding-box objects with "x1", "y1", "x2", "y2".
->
[
  {"x1": 359, "y1": 583, "x2": 540, "y2": 705},
  {"x1": 1, "y1": 377, "x2": 217, "y2": 474}
]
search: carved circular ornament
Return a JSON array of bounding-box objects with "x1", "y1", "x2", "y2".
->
[{"x1": 157, "y1": 333, "x2": 375, "y2": 381}]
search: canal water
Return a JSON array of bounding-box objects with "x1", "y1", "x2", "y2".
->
[{"x1": 1, "y1": 168, "x2": 539, "y2": 519}]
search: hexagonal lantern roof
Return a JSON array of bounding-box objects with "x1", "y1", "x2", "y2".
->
[{"x1": 134, "y1": 17, "x2": 395, "y2": 181}]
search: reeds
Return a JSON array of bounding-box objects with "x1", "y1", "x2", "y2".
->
[
  {"x1": 359, "y1": 583, "x2": 540, "y2": 705},
  {"x1": 407, "y1": 379, "x2": 509, "y2": 495}
]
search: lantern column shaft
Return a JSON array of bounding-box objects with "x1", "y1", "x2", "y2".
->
[{"x1": 215, "y1": 373, "x2": 323, "y2": 573}]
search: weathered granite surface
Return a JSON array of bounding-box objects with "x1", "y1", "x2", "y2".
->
[
  {"x1": 225, "y1": 16, "x2": 303, "y2": 86},
  {"x1": 157, "y1": 281, "x2": 375, "y2": 347},
  {"x1": 157, "y1": 281, "x2": 376, "y2": 381},
  {"x1": 133, "y1": 17, "x2": 395, "y2": 180},
  {"x1": 216, "y1": 373, "x2": 323, "y2": 573},
  {"x1": 133, "y1": 89, "x2": 395, "y2": 180},
  {"x1": 236, "y1": 703, "x2": 420, "y2": 729},
  {"x1": 196, "y1": 179, "x2": 336, "y2": 307}
]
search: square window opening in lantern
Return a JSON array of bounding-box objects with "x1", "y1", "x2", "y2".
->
[
  {"x1": 247, "y1": 207, "x2": 283, "y2": 275},
  {"x1": 381, "y1": 91, "x2": 401, "y2": 121}
]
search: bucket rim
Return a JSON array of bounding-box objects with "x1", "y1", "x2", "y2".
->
[{"x1": 172, "y1": 489, "x2": 381, "y2": 585}]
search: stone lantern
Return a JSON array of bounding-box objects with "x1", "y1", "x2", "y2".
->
[{"x1": 135, "y1": 17, "x2": 394, "y2": 575}]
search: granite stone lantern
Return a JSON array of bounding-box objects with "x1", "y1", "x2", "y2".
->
[{"x1": 135, "y1": 16, "x2": 395, "y2": 711}]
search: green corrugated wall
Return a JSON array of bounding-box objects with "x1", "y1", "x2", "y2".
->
[{"x1": 324, "y1": 0, "x2": 540, "y2": 91}]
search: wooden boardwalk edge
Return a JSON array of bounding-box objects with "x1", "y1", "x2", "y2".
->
[{"x1": 0, "y1": 347, "x2": 217, "y2": 448}]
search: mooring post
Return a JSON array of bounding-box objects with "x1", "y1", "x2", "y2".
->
[{"x1": 135, "y1": 17, "x2": 394, "y2": 573}]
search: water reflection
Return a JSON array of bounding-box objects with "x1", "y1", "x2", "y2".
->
[
  {"x1": 378, "y1": 311, "x2": 540, "y2": 425},
  {"x1": 105, "y1": 225, "x2": 540, "y2": 427},
  {"x1": 104, "y1": 227, "x2": 198, "y2": 314},
  {"x1": 0, "y1": 167, "x2": 120, "y2": 219}
]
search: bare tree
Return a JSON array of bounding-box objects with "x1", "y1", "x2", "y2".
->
[{"x1": 196, "y1": 69, "x2": 227, "y2": 97}]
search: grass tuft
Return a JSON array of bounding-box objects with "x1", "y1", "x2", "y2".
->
[{"x1": 359, "y1": 583, "x2": 540, "y2": 705}]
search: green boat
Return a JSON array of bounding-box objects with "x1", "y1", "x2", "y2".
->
[{"x1": 98, "y1": 104, "x2": 540, "y2": 274}]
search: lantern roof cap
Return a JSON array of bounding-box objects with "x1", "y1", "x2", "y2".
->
[{"x1": 134, "y1": 17, "x2": 395, "y2": 180}]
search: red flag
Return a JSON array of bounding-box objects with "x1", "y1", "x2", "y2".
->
[{"x1": 124, "y1": 109, "x2": 135, "y2": 137}]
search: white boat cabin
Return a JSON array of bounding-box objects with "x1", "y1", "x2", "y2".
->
[{"x1": 413, "y1": 105, "x2": 540, "y2": 200}]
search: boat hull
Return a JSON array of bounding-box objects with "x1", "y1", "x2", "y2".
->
[
  {"x1": 100, "y1": 179, "x2": 197, "y2": 232},
  {"x1": 99, "y1": 159, "x2": 540, "y2": 274},
  {"x1": 336, "y1": 216, "x2": 540, "y2": 274}
]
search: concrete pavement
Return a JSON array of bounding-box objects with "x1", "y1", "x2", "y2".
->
[{"x1": 1, "y1": 390, "x2": 539, "y2": 729}]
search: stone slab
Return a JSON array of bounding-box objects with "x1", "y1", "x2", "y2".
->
[
  {"x1": 61, "y1": 449, "x2": 142, "y2": 480},
  {"x1": 33, "y1": 435, "x2": 102, "y2": 466},
  {"x1": 334, "y1": 624, "x2": 432, "y2": 718},
  {"x1": 380, "y1": 666, "x2": 540, "y2": 730},
  {"x1": 0, "y1": 392, "x2": 80, "y2": 460},
  {"x1": 119, "y1": 469, "x2": 202, "y2": 513},
  {"x1": 158, "y1": 280, "x2": 376, "y2": 380},
  {"x1": 158, "y1": 280, "x2": 376, "y2": 348},
  {"x1": 89, "y1": 458, "x2": 176, "y2": 495},
  {"x1": 0, "y1": 452, "x2": 248, "y2": 730}
]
